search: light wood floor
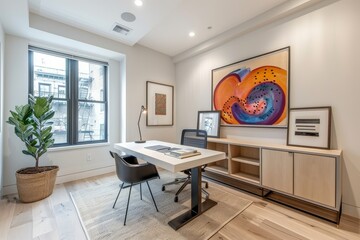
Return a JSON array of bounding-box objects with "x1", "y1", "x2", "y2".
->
[{"x1": 1, "y1": 172, "x2": 359, "y2": 240}]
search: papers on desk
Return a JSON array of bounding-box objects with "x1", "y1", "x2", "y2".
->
[
  {"x1": 145, "y1": 145, "x2": 201, "y2": 158},
  {"x1": 145, "y1": 145, "x2": 171, "y2": 151},
  {"x1": 145, "y1": 145, "x2": 179, "y2": 153},
  {"x1": 165, "y1": 148, "x2": 201, "y2": 159}
]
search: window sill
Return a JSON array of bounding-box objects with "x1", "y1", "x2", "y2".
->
[{"x1": 48, "y1": 142, "x2": 110, "y2": 152}]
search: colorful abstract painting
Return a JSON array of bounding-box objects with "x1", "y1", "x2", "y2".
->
[{"x1": 212, "y1": 47, "x2": 289, "y2": 127}]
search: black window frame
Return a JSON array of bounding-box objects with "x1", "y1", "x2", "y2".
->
[
  {"x1": 28, "y1": 46, "x2": 108, "y2": 147},
  {"x1": 38, "y1": 83, "x2": 51, "y2": 97}
]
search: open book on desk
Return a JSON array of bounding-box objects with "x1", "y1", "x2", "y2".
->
[{"x1": 165, "y1": 148, "x2": 201, "y2": 159}]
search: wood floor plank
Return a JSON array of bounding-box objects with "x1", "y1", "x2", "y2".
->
[
  {"x1": 209, "y1": 232, "x2": 231, "y2": 240},
  {"x1": 218, "y1": 201, "x2": 360, "y2": 240},
  {"x1": 219, "y1": 211, "x2": 303, "y2": 240},
  {"x1": 258, "y1": 201, "x2": 360, "y2": 239},
  {"x1": 340, "y1": 215, "x2": 360, "y2": 234},
  {"x1": 32, "y1": 199, "x2": 57, "y2": 238},
  {"x1": 7, "y1": 222, "x2": 33, "y2": 240},
  {"x1": 49, "y1": 184, "x2": 86, "y2": 240},
  {"x1": 52, "y1": 200, "x2": 87, "y2": 240},
  {"x1": 0, "y1": 199, "x2": 16, "y2": 240}
]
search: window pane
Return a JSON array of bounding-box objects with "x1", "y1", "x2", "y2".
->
[
  {"x1": 78, "y1": 61, "x2": 105, "y2": 101},
  {"x1": 52, "y1": 100, "x2": 68, "y2": 144},
  {"x1": 78, "y1": 102, "x2": 106, "y2": 142},
  {"x1": 33, "y1": 52, "x2": 67, "y2": 99}
]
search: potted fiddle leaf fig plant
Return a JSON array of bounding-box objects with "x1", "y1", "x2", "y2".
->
[{"x1": 7, "y1": 94, "x2": 59, "y2": 203}]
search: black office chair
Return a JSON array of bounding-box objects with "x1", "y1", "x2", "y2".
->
[
  {"x1": 161, "y1": 129, "x2": 209, "y2": 202},
  {"x1": 110, "y1": 151, "x2": 160, "y2": 225}
]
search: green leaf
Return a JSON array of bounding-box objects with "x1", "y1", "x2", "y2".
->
[
  {"x1": 42, "y1": 110, "x2": 55, "y2": 121},
  {"x1": 22, "y1": 150, "x2": 35, "y2": 158}
]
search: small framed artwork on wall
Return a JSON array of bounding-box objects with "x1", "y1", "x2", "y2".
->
[
  {"x1": 287, "y1": 106, "x2": 332, "y2": 149},
  {"x1": 197, "y1": 111, "x2": 221, "y2": 138},
  {"x1": 146, "y1": 81, "x2": 174, "y2": 126}
]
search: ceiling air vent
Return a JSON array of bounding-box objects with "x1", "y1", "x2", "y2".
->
[{"x1": 112, "y1": 23, "x2": 132, "y2": 35}]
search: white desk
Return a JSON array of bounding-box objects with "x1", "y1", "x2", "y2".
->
[{"x1": 114, "y1": 140, "x2": 226, "y2": 230}]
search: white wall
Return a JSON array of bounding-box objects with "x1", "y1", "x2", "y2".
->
[
  {"x1": 0, "y1": 22, "x2": 5, "y2": 196},
  {"x1": 175, "y1": 0, "x2": 360, "y2": 218},
  {"x1": 2, "y1": 17, "x2": 176, "y2": 194}
]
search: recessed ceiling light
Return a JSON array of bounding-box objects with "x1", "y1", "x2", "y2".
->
[
  {"x1": 134, "y1": 0, "x2": 143, "y2": 6},
  {"x1": 189, "y1": 32, "x2": 195, "y2": 37}
]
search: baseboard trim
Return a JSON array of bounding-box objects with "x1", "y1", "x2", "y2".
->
[
  {"x1": 2, "y1": 165, "x2": 115, "y2": 196},
  {"x1": 56, "y1": 165, "x2": 115, "y2": 184},
  {"x1": 342, "y1": 202, "x2": 360, "y2": 219}
]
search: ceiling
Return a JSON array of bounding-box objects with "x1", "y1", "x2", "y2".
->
[
  {"x1": 27, "y1": 0, "x2": 287, "y2": 57},
  {"x1": 0, "y1": 0, "x2": 333, "y2": 59}
]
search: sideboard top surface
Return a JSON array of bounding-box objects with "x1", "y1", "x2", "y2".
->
[{"x1": 207, "y1": 138, "x2": 342, "y2": 157}]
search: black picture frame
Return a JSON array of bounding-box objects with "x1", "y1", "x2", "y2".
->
[
  {"x1": 287, "y1": 106, "x2": 332, "y2": 149},
  {"x1": 197, "y1": 111, "x2": 221, "y2": 138}
]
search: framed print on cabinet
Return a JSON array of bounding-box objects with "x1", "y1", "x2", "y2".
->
[
  {"x1": 212, "y1": 47, "x2": 290, "y2": 128},
  {"x1": 146, "y1": 81, "x2": 174, "y2": 126},
  {"x1": 287, "y1": 107, "x2": 331, "y2": 149},
  {"x1": 197, "y1": 111, "x2": 221, "y2": 138}
]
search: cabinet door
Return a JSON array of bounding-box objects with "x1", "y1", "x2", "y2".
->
[
  {"x1": 294, "y1": 153, "x2": 335, "y2": 207},
  {"x1": 262, "y1": 149, "x2": 293, "y2": 194}
]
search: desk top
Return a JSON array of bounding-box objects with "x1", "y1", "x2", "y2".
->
[{"x1": 114, "y1": 140, "x2": 226, "y2": 172}]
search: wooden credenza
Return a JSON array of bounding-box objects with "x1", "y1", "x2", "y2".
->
[{"x1": 204, "y1": 138, "x2": 342, "y2": 223}]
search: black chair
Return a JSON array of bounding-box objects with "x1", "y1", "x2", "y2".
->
[
  {"x1": 161, "y1": 129, "x2": 209, "y2": 202},
  {"x1": 110, "y1": 151, "x2": 160, "y2": 225}
]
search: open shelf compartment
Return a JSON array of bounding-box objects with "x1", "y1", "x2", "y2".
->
[
  {"x1": 206, "y1": 142, "x2": 229, "y2": 174},
  {"x1": 207, "y1": 159, "x2": 228, "y2": 174},
  {"x1": 229, "y1": 145, "x2": 260, "y2": 184},
  {"x1": 230, "y1": 162, "x2": 260, "y2": 184},
  {"x1": 230, "y1": 145, "x2": 260, "y2": 162}
]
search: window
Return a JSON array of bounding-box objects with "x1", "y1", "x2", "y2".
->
[
  {"x1": 29, "y1": 47, "x2": 108, "y2": 146},
  {"x1": 39, "y1": 83, "x2": 51, "y2": 96},
  {"x1": 58, "y1": 85, "x2": 66, "y2": 98}
]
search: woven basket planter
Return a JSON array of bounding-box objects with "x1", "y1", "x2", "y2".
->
[{"x1": 16, "y1": 166, "x2": 59, "y2": 203}]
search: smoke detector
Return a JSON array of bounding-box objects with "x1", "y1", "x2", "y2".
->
[
  {"x1": 121, "y1": 12, "x2": 136, "y2": 22},
  {"x1": 112, "y1": 23, "x2": 132, "y2": 35}
]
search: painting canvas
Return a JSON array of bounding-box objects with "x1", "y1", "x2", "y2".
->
[
  {"x1": 146, "y1": 81, "x2": 174, "y2": 126},
  {"x1": 155, "y1": 93, "x2": 166, "y2": 115},
  {"x1": 212, "y1": 47, "x2": 290, "y2": 128}
]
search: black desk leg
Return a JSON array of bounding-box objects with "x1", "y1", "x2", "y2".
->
[{"x1": 168, "y1": 166, "x2": 217, "y2": 230}]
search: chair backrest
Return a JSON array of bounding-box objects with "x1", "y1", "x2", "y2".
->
[
  {"x1": 181, "y1": 129, "x2": 207, "y2": 149},
  {"x1": 110, "y1": 151, "x2": 133, "y2": 183},
  {"x1": 110, "y1": 151, "x2": 159, "y2": 184}
]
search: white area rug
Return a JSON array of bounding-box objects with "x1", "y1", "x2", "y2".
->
[{"x1": 70, "y1": 171, "x2": 252, "y2": 240}]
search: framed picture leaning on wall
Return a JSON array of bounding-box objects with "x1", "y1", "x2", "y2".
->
[
  {"x1": 197, "y1": 111, "x2": 221, "y2": 138},
  {"x1": 287, "y1": 106, "x2": 331, "y2": 149},
  {"x1": 146, "y1": 81, "x2": 174, "y2": 126}
]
